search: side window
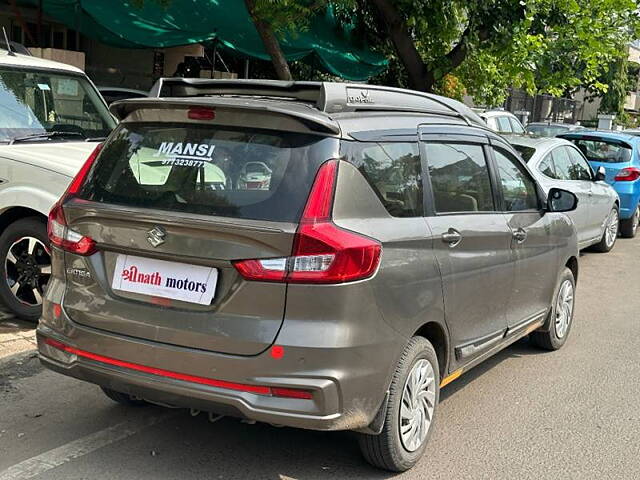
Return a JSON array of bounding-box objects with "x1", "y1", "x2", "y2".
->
[
  {"x1": 497, "y1": 116, "x2": 513, "y2": 133},
  {"x1": 566, "y1": 147, "x2": 593, "y2": 181},
  {"x1": 349, "y1": 142, "x2": 423, "y2": 217},
  {"x1": 486, "y1": 117, "x2": 499, "y2": 130},
  {"x1": 425, "y1": 143, "x2": 495, "y2": 213},
  {"x1": 509, "y1": 117, "x2": 525, "y2": 134},
  {"x1": 551, "y1": 147, "x2": 572, "y2": 180},
  {"x1": 493, "y1": 148, "x2": 539, "y2": 211},
  {"x1": 538, "y1": 154, "x2": 558, "y2": 179}
]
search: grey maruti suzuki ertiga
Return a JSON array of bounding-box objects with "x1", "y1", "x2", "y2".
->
[{"x1": 37, "y1": 80, "x2": 580, "y2": 472}]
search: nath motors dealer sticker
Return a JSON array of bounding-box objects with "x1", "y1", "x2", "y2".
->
[{"x1": 112, "y1": 254, "x2": 217, "y2": 305}]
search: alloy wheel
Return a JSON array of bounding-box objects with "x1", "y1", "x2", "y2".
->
[
  {"x1": 605, "y1": 209, "x2": 619, "y2": 248},
  {"x1": 5, "y1": 237, "x2": 51, "y2": 306},
  {"x1": 399, "y1": 358, "x2": 436, "y2": 452},
  {"x1": 554, "y1": 279, "x2": 574, "y2": 339},
  {"x1": 633, "y1": 207, "x2": 639, "y2": 235}
]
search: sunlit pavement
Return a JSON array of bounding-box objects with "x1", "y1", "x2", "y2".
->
[{"x1": 1, "y1": 236, "x2": 639, "y2": 480}]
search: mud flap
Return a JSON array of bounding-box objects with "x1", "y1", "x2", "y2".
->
[{"x1": 355, "y1": 390, "x2": 389, "y2": 435}]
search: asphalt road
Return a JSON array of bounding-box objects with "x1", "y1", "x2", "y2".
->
[{"x1": 1, "y1": 237, "x2": 639, "y2": 480}]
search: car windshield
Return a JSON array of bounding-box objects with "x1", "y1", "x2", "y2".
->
[
  {"x1": 566, "y1": 137, "x2": 632, "y2": 164},
  {"x1": 0, "y1": 66, "x2": 116, "y2": 142},
  {"x1": 525, "y1": 124, "x2": 569, "y2": 137},
  {"x1": 512, "y1": 144, "x2": 537, "y2": 162}
]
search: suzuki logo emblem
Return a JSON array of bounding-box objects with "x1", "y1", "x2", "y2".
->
[{"x1": 146, "y1": 226, "x2": 166, "y2": 247}]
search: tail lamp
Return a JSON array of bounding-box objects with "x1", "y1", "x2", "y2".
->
[
  {"x1": 47, "y1": 144, "x2": 102, "y2": 255},
  {"x1": 233, "y1": 160, "x2": 382, "y2": 284}
]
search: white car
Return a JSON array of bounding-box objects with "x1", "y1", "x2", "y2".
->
[
  {"x1": 508, "y1": 136, "x2": 620, "y2": 252},
  {"x1": 0, "y1": 48, "x2": 116, "y2": 320},
  {"x1": 480, "y1": 110, "x2": 526, "y2": 135}
]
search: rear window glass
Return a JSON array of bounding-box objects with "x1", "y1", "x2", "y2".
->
[
  {"x1": 568, "y1": 138, "x2": 632, "y2": 164},
  {"x1": 346, "y1": 142, "x2": 423, "y2": 217},
  {"x1": 80, "y1": 123, "x2": 335, "y2": 222},
  {"x1": 512, "y1": 144, "x2": 536, "y2": 162}
]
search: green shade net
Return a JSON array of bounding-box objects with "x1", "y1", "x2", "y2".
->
[{"x1": 21, "y1": 0, "x2": 387, "y2": 81}]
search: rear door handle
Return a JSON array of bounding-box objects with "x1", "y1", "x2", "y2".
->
[
  {"x1": 441, "y1": 228, "x2": 462, "y2": 247},
  {"x1": 512, "y1": 228, "x2": 527, "y2": 243}
]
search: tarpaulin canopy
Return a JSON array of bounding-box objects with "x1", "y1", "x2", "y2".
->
[{"x1": 21, "y1": 0, "x2": 387, "y2": 81}]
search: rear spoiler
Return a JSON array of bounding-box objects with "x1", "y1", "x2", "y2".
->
[{"x1": 109, "y1": 97, "x2": 341, "y2": 135}]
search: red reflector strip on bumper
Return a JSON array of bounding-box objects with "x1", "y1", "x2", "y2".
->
[{"x1": 44, "y1": 337, "x2": 312, "y2": 400}]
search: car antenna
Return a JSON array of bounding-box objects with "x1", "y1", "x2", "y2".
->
[{"x1": 2, "y1": 27, "x2": 16, "y2": 56}]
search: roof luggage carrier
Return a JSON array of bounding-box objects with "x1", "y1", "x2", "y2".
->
[{"x1": 149, "y1": 78, "x2": 484, "y2": 126}]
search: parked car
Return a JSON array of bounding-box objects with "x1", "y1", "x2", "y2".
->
[
  {"x1": 479, "y1": 109, "x2": 526, "y2": 134},
  {"x1": 525, "y1": 122, "x2": 586, "y2": 137},
  {"x1": 97, "y1": 86, "x2": 148, "y2": 105},
  {"x1": 558, "y1": 131, "x2": 640, "y2": 238},
  {"x1": 0, "y1": 47, "x2": 116, "y2": 320},
  {"x1": 508, "y1": 136, "x2": 619, "y2": 252},
  {"x1": 38, "y1": 80, "x2": 579, "y2": 472}
]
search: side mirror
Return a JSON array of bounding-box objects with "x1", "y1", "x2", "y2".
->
[
  {"x1": 594, "y1": 166, "x2": 606, "y2": 182},
  {"x1": 547, "y1": 188, "x2": 578, "y2": 213}
]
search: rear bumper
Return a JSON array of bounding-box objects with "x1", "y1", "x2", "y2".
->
[
  {"x1": 37, "y1": 315, "x2": 397, "y2": 431},
  {"x1": 613, "y1": 185, "x2": 640, "y2": 219}
]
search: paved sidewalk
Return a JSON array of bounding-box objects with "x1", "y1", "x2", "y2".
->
[{"x1": 0, "y1": 310, "x2": 36, "y2": 362}]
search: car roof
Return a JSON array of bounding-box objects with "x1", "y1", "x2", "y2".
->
[
  {"x1": 98, "y1": 86, "x2": 148, "y2": 95},
  {"x1": 112, "y1": 79, "x2": 492, "y2": 138},
  {"x1": 505, "y1": 135, "x2": 573, "y2": 150},
  {"x1": 0, "y1": 50, "x2": 84, "y2": 75},
  {"x1": 480, "y1": 110, "x2": 517, "y2": 119},
  {"x1": 559, "y1": 130, "x2": 640, "y2": 143}
]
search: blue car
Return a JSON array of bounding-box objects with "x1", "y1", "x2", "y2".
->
[{"x1": 559, "y1": 131, "x2": 640, "y2": 238}]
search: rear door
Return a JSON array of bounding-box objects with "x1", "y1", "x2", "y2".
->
[
  {"x1": 421, "y1": 129, "x2": 511, "y2": 367},
  {"x1": 489, "y1": 142, "x2": 558, "y2": 329},
  {"x1": 550, "y1": 146, "x2": 593, "y2": 245},
  {"x1": 63, "y1": 121, "x2": 338, "y2": 355},
  {"x1": 566, "y1": 145, "x2": 611, "y2": 240}
]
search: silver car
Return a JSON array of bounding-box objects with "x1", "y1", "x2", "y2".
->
[{"x1": 509, "y1": 136, "x2": 619, "y2": 252}]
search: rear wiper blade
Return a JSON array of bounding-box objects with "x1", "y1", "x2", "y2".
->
[{"x1": 8, "y1": 131, "x2": 85, "y2": 145}]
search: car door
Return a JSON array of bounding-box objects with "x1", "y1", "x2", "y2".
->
[
  {"x1": 490, "y1": 142, "x2": 558, "y2": 329},
  {"x1": 421, "y1": 131, "x2": 511, "y2": 367},
  {"x1": 567, "y1": 145, "x2": 612, "y2": 238},
  {"x1": 551, "y1": 146, "x2": 593, "y2": 246}
]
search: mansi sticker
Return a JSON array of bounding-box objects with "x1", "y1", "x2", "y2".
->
[
  {"x1": 153, "y1": 142, "x2": 216, "y2": 167},
  {"x1": 112, "y1": 254, "x2": 217, "y2": 305}
]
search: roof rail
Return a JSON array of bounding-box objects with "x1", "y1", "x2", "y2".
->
[{"x1": 149, "y1": 78, "x2": 484, "y2": 126}]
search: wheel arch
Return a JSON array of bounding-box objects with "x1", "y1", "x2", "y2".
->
[
  {"x1": 0, "y1": 206, "x2": 47, "y2": 232},
  {"x1": 565, "y1": 255, "x2": 578, "y2": 284},
  {"x1": 413, "y1": 321, "x2": 449, "y2": 380}
]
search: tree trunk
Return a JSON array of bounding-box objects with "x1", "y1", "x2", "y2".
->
[
  {"x1": 244, "y1": 0, "x2": 292, "y2": 81},
  {"x1": 370, "y1": 0, "x2": 433, "y2": 91}
]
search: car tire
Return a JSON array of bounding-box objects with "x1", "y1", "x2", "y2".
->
[
  {"x1": 530, "y1": 267, "x2": 576, "y2": 351},
  {"x1": 101, "y1": 387, "x2": 149, "y2": 407},
  {"x1": 619, "y1": 205, "x2": 639, "y2": 238},
  {"x1": 0, "y1": 217, "x2": 51, "y2": 322},
  {"x1": 358, "y1": 337, "x2": 439, "y2": 472},
  {"x1": 590, "y1": 206, "x2": 619, "y2": 252}
]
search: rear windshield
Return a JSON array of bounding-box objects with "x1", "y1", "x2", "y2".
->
[
  {"x1": 79, "y1": 123, "x2": 335, "y2": 222},
  {"x1": 566, "y1": 138, "x2": 632, "y2": 164}
]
